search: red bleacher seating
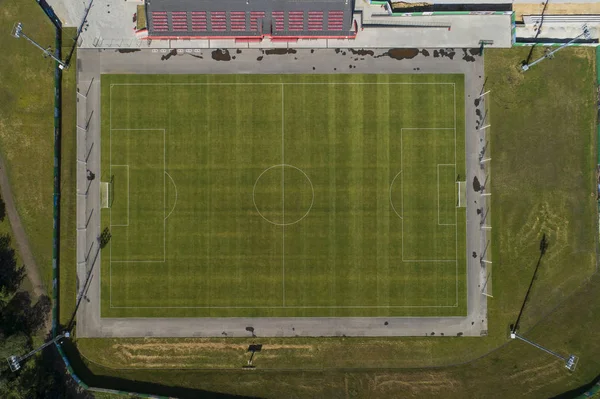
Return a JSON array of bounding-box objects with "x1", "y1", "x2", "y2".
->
[
  {"x1": 327, "y1": 10, "x2": 344, "y2": 31},
  {"x1": 250, "y1": 11, "x2": 265, "y2": 32},
  {"x1": 170, "y1": 11, "x2": 187, "y2": 32},
  {"x1": 191, "y1": 11, "x2": 207, "y2": 32},
  {"x1": 210, "y1": 11, "x2": 227, "y2": 31},
  {"x1": 308, "y1": 11, "x2": 323, "y2": 31},
  {"x1": 287, "y1": 11, "x2": 304, "y2": 31},
  {"x1": 151, "y1": 11, "x2": 169, "y2": 32},
  {"x1": 230, "y1": 11, "x2": 246, "y2": 31},
  {"x1": 272, "y1": 11, "x2": 284, "y2": 32}
]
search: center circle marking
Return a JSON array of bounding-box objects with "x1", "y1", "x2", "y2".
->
[{"x1": 253, "y1": 164, "x2": 314, "y2": 226}]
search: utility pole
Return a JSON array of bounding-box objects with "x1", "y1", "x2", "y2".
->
[
  {"x1": 11, "y1": 22, "x2": 67, "y2": 70},
  {"x1": 522, "y1": 25, "x2": 591, "y2": 72},
  {"x1": 7, "y1": 332, "x2": 70, "y2": 372}
]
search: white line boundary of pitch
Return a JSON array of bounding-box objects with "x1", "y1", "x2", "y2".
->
[
  {"x1": 107, "y1": 82, "x2": 462, "y2": 310},
  {"x1": 109, "y1": 82, "x2": 456, "y2": 86},
  {"x1": 164, "y1": 171, "x2": 178, "y2": 220}
]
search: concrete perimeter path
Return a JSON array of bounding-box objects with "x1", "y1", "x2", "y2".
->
[{"x1": 76, "y1": 48, "x2": 490, "y2": 338}]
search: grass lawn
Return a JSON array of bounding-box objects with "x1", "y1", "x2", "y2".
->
[
  {"x1": 100, "y1": 74, "x2": 467, "y2": 318},
  {"x1": 0, "y1": 0, "x2": 77, "y2": 326},
  {"x1": 77, "y1": 48, "x2": 598, "y2": 398},
  {"x1": 0, "y1": 0, "x2": 55, "y2": 291}
]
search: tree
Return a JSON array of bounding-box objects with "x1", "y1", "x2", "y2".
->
[{"x1": 0, "y1": 234, "x2": 24, "y2": 299}]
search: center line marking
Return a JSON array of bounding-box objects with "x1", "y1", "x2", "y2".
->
[{"x1": 281, "y1": 83, "x2": 285, "y2": 307}]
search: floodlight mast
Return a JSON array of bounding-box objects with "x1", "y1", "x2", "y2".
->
[
  {"x1": 522, "y1": 25, "x2": 592, "y2": 71},
  {"x1": 510, "y1": 332, "x2": 578, "y2": 371},
  {"x1": 11, "y1": 22, "x2": 68, "y2": 70},
  {"x1": 6, "y1": 332, "x2": 70, "y2": 372}
]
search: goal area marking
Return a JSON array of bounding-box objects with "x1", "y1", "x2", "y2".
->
[{"x1": 106, "y1": 82, "x2": 464, "y2": 310}]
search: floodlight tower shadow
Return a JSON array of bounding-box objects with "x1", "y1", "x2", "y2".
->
[{"x1": 509, "y1": 234, "x2": 578, "y2": 371}]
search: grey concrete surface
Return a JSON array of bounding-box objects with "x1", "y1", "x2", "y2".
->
[
  {"x1": 76, "y1": 47, "x2": 490, "y2": 338},
  {"x1": 47, "y1": 0, "x2": 513, "y2": 48}
]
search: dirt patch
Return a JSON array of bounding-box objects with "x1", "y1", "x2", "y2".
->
[
  {"x1": 160, "y1": 49, "x2": 177, "y2": 61},
  {"x1": 377, "y1": 48, "x2": 420, "y2": 60},
  {"x1": 114, "y1": 342, "x2": 249, "y2": 352},
  {"x1": 473, "y1": 176, "x2": 481, "y2": 192},
  {"x1": 117, "y1": 49, "x2": 141, "y2": 54},
  {"x1": 350, "y1": 48, "x2": 374, "y2": 56},
  {"x1": 211, "y1": 49, "x2": 231, "y2": 61},
  {"x1": 265, "y1": 48, "x2": 297, "y2": 55},
  {"x1": 370, "y1": 372, "x2": 461, "y2": 396}
]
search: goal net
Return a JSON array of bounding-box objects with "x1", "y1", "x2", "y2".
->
[
  {"x1": 101, "y1": 182, "x2": 111, "y2": 208},
  {"x1": 457, "y1": 181, "x2": 466, "y2": 208}
]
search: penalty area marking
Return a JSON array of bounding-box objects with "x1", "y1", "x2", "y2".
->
[
  {"x1": 164, "y1": 171, "x2": 178, "y2": 220},
  {"x1": 389, "y1": 170, "x2": 403, "y2": 220}
]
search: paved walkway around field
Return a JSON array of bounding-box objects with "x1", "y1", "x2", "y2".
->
[{"x1": 76, "y1": 47, "x2": 490, "y2": 337}]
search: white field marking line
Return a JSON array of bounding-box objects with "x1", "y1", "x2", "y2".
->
[
  {"x1": 110, "y1": 305, "x2": 460, "y2": 309},
  {"x1": 164, "y1": 127, "x2": 166, "y2": 262},
  {"x1": 281, "y1": 83, "x2": 285, "y2": 307},
  {"x1": 252, "y1": 165, "x2": 315, "y2": 226},
  {"x1": 456, "y1": 181, "x2": 467, "y2": 208},
  {"x1": 437, "y1": 164, "x2": 457, "y2": 226},
  {"x1": 110, "y1": 82, "x2": 457, "y2": 86},
  {"x1": 164, "y1": 171, "x2": 178, "y2": 220},
  {"x1": 109, "y1": 165, "x2": 129, "y2": 227},
  {"x1": 389, "y1": 171, "x2": 403, "y2": 220},
  {"x1": 454, "y1": 83, "x2": 459, "y2": 307},
  {"x1": 456, "y1": 181, "x2": 460, "y2": 208},
  {"x1": 109, "y1": 82, "x2": 461, "y2": 310},
  {"x1": 109, "y1": 84, "x2": 112, "y2": 307},
  {"x1": 400, "y1": 128, "x2": 458, "y2": 263}
]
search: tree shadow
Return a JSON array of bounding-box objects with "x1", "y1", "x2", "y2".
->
[
  {"x1": 99, "y1": 227, "x2": 111, "y2": 249},
  {"x1": 0, "y1": 234, "x2": 24, "y2": 298}
]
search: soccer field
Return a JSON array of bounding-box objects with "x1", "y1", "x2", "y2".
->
[{"x1": 100, "y1": 74, "x2": 467, "y2": 318}]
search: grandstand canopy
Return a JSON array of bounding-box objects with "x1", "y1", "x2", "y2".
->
[{"x1": 145, "y1": 0, "x2": 356, "y2": 38}]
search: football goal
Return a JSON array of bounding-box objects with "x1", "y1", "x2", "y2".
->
[{"x1": 101, "y1": 182, "x2": 112, "y2": 208}]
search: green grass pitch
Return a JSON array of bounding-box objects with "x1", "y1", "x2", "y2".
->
[{"x1": 100, "y1": 74, "x2": 467, "y2": 317}]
